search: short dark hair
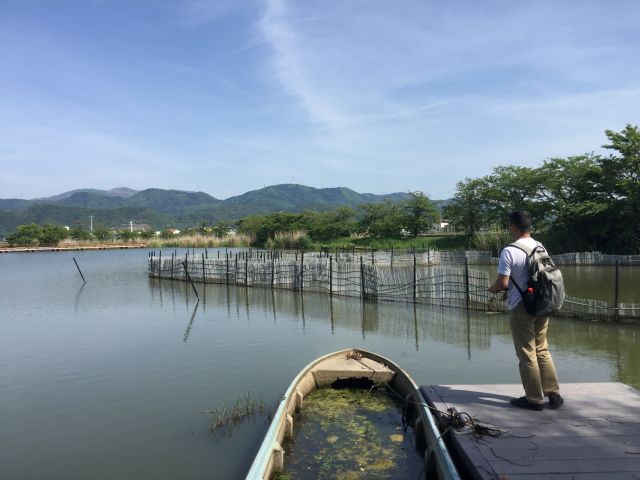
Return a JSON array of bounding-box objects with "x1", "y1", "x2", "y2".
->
[{"x1": 509, "y1": 210, "x2": 532, "y2": 232}]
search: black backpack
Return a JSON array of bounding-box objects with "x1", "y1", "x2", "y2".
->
[{"x1": 508, "y1": 240, "x2": 565, "y2": 316}]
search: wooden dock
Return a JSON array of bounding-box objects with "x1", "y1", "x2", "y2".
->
[{"x1": 421, "y1": 383, "x2": 640, "y2": 479}]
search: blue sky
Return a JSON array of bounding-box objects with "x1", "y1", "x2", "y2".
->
[{"x1": 1, "y1": 0, "x2": 639, "y2": 200}]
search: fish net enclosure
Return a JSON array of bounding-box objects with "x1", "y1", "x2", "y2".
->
[{"x1": 148, "y1": 249, "x2": 640, "y2": 322}]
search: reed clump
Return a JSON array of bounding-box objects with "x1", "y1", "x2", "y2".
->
[
  {"x1": 207, "y1": 392, "x2": 271, "y2": 435},
  {"x1": 470, "y1": 230, "x2": 511, "y2": 256},
  {"x1": 58, "y1": 238, "x2": 146, "y2": 247},
  {"x1": 265, "y1": 231, "x2": 313, "y2": 250},
  {"x1": 147, "y1": 233, "x2": 254, "y2": 249}
]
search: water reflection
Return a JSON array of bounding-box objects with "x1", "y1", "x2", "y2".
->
[
  {"x1": 145, "y1": 278, "x2": 640, "y2": 389},
  {"x1": 1, "y1": 249, "x2": 639, "y2": 480},
  {"x1": 73, "y1": 284, "x2": 85, "y2": 313},
  {"x1": 183, "y1": 301, "x2": 199, "y2": 343},
  {"x1": 148, "y1": 280, "x2": 509, "y2": 353}
]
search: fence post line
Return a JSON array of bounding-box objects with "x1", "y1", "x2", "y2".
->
[
  {"x1": 413, "y1": 250, "x2": 417, "y2": 302},
  {"x1": 614, "y1": 260, "x2": 620, "y2": 321},
  {"x1": 464, "y1": 256, "x2": 470, "y2": 310},
  {"x1": 360, "y1": 255, "x2": 365, "y2": 300}
]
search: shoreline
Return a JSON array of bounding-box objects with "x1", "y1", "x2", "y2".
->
[{"x1": 0, "y1": 244, "x2": 147, "y2": 253}]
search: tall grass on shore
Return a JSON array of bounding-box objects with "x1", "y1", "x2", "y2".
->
[
  {"x1": 146, "y1": 233, "x2": 254, "y2": 249},
  {"x1": 58, "y1": 238, "x2": 147, "y2": 248},
  {"x1": 318, "y1": 233, "x2": 467, "y2": 251},
  {"x1": 470, "y1": 231, "x2": 511, "y2": 256},
  {"x1": 265, "y1": 231, "x2": 312, "y2": 250}
]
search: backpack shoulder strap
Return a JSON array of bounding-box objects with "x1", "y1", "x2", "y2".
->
[
  {"x1": 506, "y1": 240, "x2": 533, "y2": 295},
  {"x1": 508, "y1": 240, "x2": 534, "y2": 256}
]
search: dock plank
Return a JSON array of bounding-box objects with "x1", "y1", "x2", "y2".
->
[{"x1": 421, "y1": 383, "x2": 640, "y2": 479}]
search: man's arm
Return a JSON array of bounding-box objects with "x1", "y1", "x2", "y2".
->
[{"x1": 488, "y1": 274, "x2": 509, "y2": 293}]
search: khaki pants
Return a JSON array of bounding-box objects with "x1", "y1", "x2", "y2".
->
[{"x1": 509, "y1": 302, "x2": 560, "y2": 404}]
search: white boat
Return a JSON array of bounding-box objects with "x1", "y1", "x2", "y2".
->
[{"x1": 245, "y1": 348, "x2": 461, "y2": 479}]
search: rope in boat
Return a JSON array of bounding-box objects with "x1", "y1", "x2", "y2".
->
[{"x1": 347, "y1": 353, "x2": 514, "y2": 439}]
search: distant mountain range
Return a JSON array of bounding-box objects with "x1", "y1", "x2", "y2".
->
[{"x1": 0, "y1": 184, "x2": 444, "y2": 235}]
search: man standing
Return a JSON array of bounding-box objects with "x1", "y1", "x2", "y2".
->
[{"x1": 488, "y1": 210, "x2": 564, "y2": 410}]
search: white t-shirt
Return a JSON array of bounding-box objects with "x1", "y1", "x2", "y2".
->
[{"x1": 497, "y1": 237, "x2": 540, "y2": 310}]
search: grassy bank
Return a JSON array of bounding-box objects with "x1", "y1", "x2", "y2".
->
[
  {"x1": 316, "y1": 234, "x2": 467, "y2": 251},
  {"x1": 3, "y1": 233, "x2": 468, "y2": 252}
]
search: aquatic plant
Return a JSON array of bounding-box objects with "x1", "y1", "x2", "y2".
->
[
  {"x1": 279, "y1": 388, "x2": 423, "y2": 478},
  {"x1": 206, "y1": 392, "x2": 272, "y2": 436}
]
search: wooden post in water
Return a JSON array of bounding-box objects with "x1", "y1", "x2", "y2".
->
[
  {"x1": 413, "y1": 250, "x2": 417, "y2": 302},
  {"x1": 271, "y1": 256, "x2": 275, "y2": 288},
  {"x1": 300, "y1": 251, "x2": 304, "y2": 292},
  {"x1": 170, "y1": 253, "x2": 174, "y2": 280},
  {"x1": 182, "y1": 261, "x2": 199, "y2": 300},
  {"x1": 158, "y1": 251, "x2": 162, "y2": 277},
  {"x1": 202, "y1": 253, "x2": 206, "y2": 282},
  {"x1": 245, "y1": 253, "x2": 249, "y2": 286},
  {"x1": 225, "y1": 252, "x2": 229, "y2": 285},
  {"x1": 73, "y1": 257, "x2": 86, "y2": 284},
  {"x1": 360, "y1": 255, "x2": 365, "y2": 300},
  {"x1": 464, "y1": 256, "x2": 470, "y2": 310},
  {"x1": 235, "y1": 254, "x2": 238, "y2": 285},
  {"x1": 614, "y1": 260, "x2": 620, "y2": 321},
  {"x1": 329, "y1": 255, "x2": 333, "y2": 296}
]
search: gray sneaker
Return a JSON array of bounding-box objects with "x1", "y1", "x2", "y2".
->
[{"x1": 548, "y1": 392, "x2": 564, "y2": 409}]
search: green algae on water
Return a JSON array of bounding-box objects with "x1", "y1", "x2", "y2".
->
[{"x1": 273, "y1": 388, "x2": 424, "y2": 479}]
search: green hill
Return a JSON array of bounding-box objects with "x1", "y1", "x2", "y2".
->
[
  {"x1": 0, "y1": 184, "x2": 438, "y2": 236},
  {"x1": 127, "y1": 189, "x2": 222, "y2": 214}
]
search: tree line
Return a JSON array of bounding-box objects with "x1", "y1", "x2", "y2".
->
[
  {"x1": 4, "y1": 125, "x2": 638, "y2": 253},
  {"x1": 444, "y1": 124, "x2": 640, "y2": 253},
  {"x1": 4, "y1": 223, "x2": 154, "y2": 246},
  {"x1": 237, "y1": 191, "x2": 440, "y2": 245}
]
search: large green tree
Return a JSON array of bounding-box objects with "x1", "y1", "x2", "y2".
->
[
  {"x1": 600, "y1": 124, "x2": 640, "y2": 252},
  {"x1": 358, "y1": 200, "x2": 405, "y2": 238},
  {"x1": 6, "y1": 224, "x2": 43, "y2": 245},
  {"x1": 444, "y1": 178, "x2": 490, "y2": 235},
  {"x1": 402, "y1": 192, "x2": 439, "y2": 237}
]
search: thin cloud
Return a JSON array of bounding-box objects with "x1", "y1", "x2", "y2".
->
[{"x1": 259, "y1": 0, "x2": 350, "y2": 129}]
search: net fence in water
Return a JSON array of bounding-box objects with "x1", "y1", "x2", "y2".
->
[{"x1": 147, "y1": 250, "x2": 640, "y2": 323}]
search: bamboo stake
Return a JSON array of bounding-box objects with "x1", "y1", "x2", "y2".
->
[{"x1": 73, "y1": 257, "x2": 86, "y2": 284}]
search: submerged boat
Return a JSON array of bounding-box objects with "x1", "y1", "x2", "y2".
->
[{"x1": 245, "y1": 348, "x2": 461, "y2": 480}]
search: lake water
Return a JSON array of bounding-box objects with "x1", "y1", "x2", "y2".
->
[{"x1": 1, "y1": 249, "x2": 639, "y2": 480}]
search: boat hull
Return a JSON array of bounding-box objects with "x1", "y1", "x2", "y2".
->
[{"x1": 245, "y1": 348, "x2": 460, "y2": 480}]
